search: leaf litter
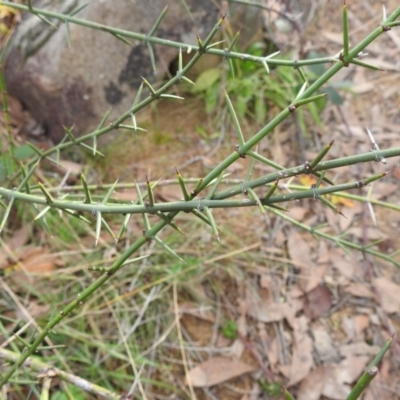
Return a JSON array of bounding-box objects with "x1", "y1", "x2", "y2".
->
[
  {"x1": 185, "y1": 356, "x2": 258, "y2": 388},
  {"x1": 179, "y1": 8, "x2": 400, "y2": 392}
]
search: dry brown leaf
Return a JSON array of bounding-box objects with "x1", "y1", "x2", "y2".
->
[
  {"x1": 287, "y1": 230, "x2": 320, "y2": 293},
  {"x1": 245, "y1": 287, "x2": 295, "y2": 327},
  {"x1": 178, "y1": 302, "x2": 215, "y2": 323},
  {"x1": 303, "y1": 284, "x2": 332, "y2": 320},
  {"x1": 342, "y1": 316, "x2": 371, "y2": 340},
  {"x1": 312, "y1": 328, "x2": 339, "y2": 363},
  {"x1": 289, "y1": 284, "x2": 304, "y2": 298},
  {"x1": 338, "y1": 356, "x2": 370, "y2": 382},
  {"x1": 324, "y1": 207, "x2": 341, "y2": 233},
  {"x1": 230, "y1": 339, "x2": 245, "y2": 359},
  {"x1": 215, "y1": 334, "x2": 232, "y2": 348},
  {"x1": 338, "y1": 205, "x2": 362, "y2": 232},
  {"x1": 322, "y1": 378, "x2": 351, "y2": 400},
  {"x1": 322, "y1": 355, "x2": 370, "y2": 399},
  {"x1": 372, "y1": 277, "x2": 400, "y2": 313},
  {"x1": 377, "y1": 239, "x2": 395, "y2": 253},
  {"x1": 236, "y1": 314, "x2": 247, "y2": 337},
  {"x1": 287, "y1": 206, "x2": 309, "y2": 221},
  {"x1": 263, "y1": 0, "x2": 282, "y2": 23},
  {"x1": 353, "y1": 315, "x2": 370, "y2": 336},
  {"x1": 25, "y1": 301, "x2": 50, "y2": 318},
  {"x1": 2, "y1": 226, "x2": 31, "y2": 251},
  {"x1": 339, "y1": 342, "x2": 380, "y2": 357},
  {"x1": 351, "y1": 81, "x2": 375, "y2": 94},
  {"x1": 287, "y1": 316, "x2": 314, "y2": 387},
  {"x1": 372, "y1": 182, "x2": 398, "y2": 199},
  {"x1": 156, "y1": 185, "x2": 182, "y2": 202},
  {"x1": 383, "y1": 79, "x2": 400, "y2": 99},
  {"x1": 330, "y1": 253, "x2": 356, "y2": 279},
  {"x1": 14, "y1": 246, "x2": 60, "y2": 274},
  {"x1": 297, "y1": 366, "x2": 330, "y2": 400},
  {"x1": 4, "y1": 95, "x2": 25, "y2": 127},
  {"x1": 58, "y1": 159, "x2": 83, "y2": 175},
  {"x1": 266, "y1": 336, "x2": 279, "y2": 369},
  {"x1": 298, "y1": 175, "x2": 317, "y2": 187},
  {"x1": 185, "y1": 356, "x2": 257, "y2": 387},
  {"x1": 347, "y1": 227, "x2": 387, "y2": 241},
  {"x1": 259, "y1": 274, "x2": 274, "y2": 292},
  {"x1": 0, "y1": 226, "x2": 31, "y2": 270},
  {"x1": 7, "y1": 246, "x2": 63, "y2": 287},
  {"x1": 248, "y1": 301, "x2": 293, "y2": 324},
  {"x1": 341, "y1": 319, "x2": 354, "y2": 339},
  {"x1": 329, "y1": 195, "x2": 355, "y2": 209},
  {"x1": 322, "y1": 31, "x2": 342, "y2": 45},
  {"x1": 278, "y1": 364, "x2": 291, "y2": 380},
  {"x1": 113, "y1": 189, "x2": 137, "y2": 201},
  {"x1": 343, "y1": 282, "x2": 375, "y2": 299},
  {"x1": 317, "y1": 241, "x2": 330, "y2": 264}
]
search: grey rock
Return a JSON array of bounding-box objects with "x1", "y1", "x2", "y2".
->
[
  {"x1": 5, "y1": 0, "x2": 219, "y2": 143},
  {"x1": 4, "y1": 0, "x2": 262, "y2": 144}
]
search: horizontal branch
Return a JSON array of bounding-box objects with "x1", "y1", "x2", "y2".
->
[
  {"x1": 1, "y1": 1, "x2": 338, "y2": 67},
  {"x1": 214, "y1": 147, "x2": 400, "y2": 199},
  {"x1": 0, "y1": 157, "x2": 395, "y2": 215},
  {"x1": 268, "y1": 207, "x2": 400, "y2": 268}
]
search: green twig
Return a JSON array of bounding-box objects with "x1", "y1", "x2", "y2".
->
[
  {"x1": 0, "y1": 1, "x2": 358, "y2": 68},
  {"x1": 346, "y1": 337, "x2": 392, "y2": 400},
  {"x1": 342, "y1": 0, "x2": 350, "y2": 60}
]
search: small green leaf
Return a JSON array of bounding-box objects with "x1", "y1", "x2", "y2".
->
[
  {"x1": 204, "y1": 83, "x2": 219, "y2": 113},
  {"x1": 14, "y1": 144, "x2": 36, "y2": 160},
  {"x1": 325, "y1": 86, "x2": 343, "y2": 105},
  {"x1": 51, "y1": 384, "x2": 86, "y2": 400},
  {"x1": 221, "y1": 319, "x2": 237, "y2": 339},
  {"x1": 255, "y1": 92, "x2": 267, "y2": 125},
  {"x1": 193, "y1": 68, "x2": 221, "y2": 93},
  {"x1": 259, "y1": 380, "x2": 281, "y2": 396}
]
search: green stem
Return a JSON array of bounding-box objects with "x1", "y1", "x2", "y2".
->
[
  {"x1": 196, "y1": 7, "x2": 400, "y2": 193},
  {"x1": 213, "y1": 147, "x2": 400, "y2": 199},
  {"x1": 268, "y1": 208, "x2": 400, "y2": 268},
  {"x1": 287, "y1": 184, "x2": 400, "y2": 213},
  {"x1": 1, "y1": 148, "x2": 399, "y2": 214},
  {"x1": 0, "y1": 1, "x2": 348, "y2": 68},
  {"x1": 0, "y1": 11, "x2": 224, "y2": 388},
  {"x1": 346, "y1": 338, "x2": 392, "y2": 400}
]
